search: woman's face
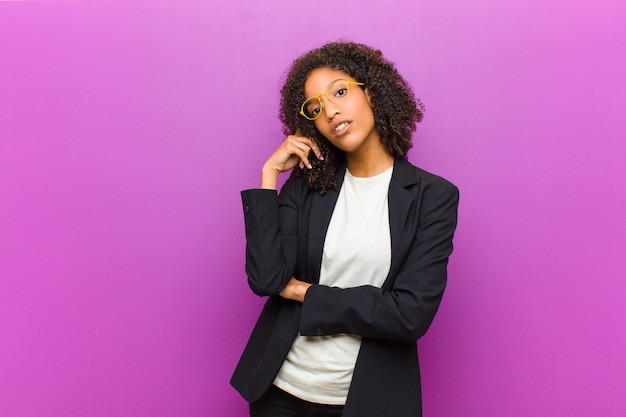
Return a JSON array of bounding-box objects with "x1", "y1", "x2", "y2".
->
[{"x1": 303, "y1": 68, "x2": 380, "y2": 156}]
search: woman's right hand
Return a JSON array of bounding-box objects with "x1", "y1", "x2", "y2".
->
[{"x1": 260, "y1": 130, "x2": 323, "y2": 189}]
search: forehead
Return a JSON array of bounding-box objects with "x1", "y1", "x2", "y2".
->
[{"x1": 304, "y1": 68, "x2": 355, "y2": 97}]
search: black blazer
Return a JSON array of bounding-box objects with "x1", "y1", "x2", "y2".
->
[{"x1": 231, "y1": 157, "x2": 459, "y2": 417}]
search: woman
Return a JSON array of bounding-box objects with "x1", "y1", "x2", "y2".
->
[{"x1": 231, "y1": 42, "x2": 459, "y2": 417}]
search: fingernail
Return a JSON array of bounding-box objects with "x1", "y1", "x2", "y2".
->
[{"x1": 319, "y1": 156, "x2": 324, "y2": 160}]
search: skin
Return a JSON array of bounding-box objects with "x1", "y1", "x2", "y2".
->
[{"x1": 261, "y1": 67, "x2": 394, "y2": 302}]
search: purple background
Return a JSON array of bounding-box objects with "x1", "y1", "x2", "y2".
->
[{"x1": 1, "y1": 1, "x2": 625, "y2": 416}]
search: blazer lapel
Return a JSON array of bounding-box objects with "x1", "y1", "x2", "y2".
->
[
  {"x1": 383, "y1": 158, "x2": 420, "y2": 290},
  {"x1": 307, "y1": 163, "x2": 346, "y2": 284},
  {"x1": 306, "y1": 158, "x2": 418, "y2": 288}
]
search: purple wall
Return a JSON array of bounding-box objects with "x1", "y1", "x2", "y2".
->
[{"x1": 1, "y1": 1, "x2": 625, "y2": 416}]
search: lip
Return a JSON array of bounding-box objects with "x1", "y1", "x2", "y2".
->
[{"x1": 331, "y1": 119, "x2": 352, "y2": 137}]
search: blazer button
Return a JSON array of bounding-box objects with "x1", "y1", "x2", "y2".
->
[
  {"x1": 314, "y1": 328, "x2": 323, "y2": 336},
  {"x1": 243, "y1": 205, "x2": 250, "y2": 213}
]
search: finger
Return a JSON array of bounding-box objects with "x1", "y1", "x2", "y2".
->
[
  {"x1": 294, "y1": 146, "x2": 313, "y2": 169},
  {"x1": 289, "y1": 135, "x2": 323, "y2": 162},
  {"x1": 279, "y1": 144, "x2": 310, "y2": 170},
  {"x1": 297, "y1": 150, "x2": 312, "y2": 169},
  {"x1": 296, "y1": 137, "x2": 323, "y2": 161},
  {"x1": 307, "y1": 140, "x2": 324, "y2": 161},
  {"x1": 285, "y1": 134, "x2": 323, "y2": 166},
  {"x1": 286, "y1": 140, "x2": 314, "y2": 169}
]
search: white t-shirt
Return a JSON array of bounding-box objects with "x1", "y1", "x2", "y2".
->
[{"x1": 273, "y1": 166, "x2": 393, "y2": 405}]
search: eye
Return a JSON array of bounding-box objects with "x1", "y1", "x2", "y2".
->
[
  {"x1": 307, "y1": 102, "x2": 321, "y2": 118},
  {"x1": 334, "y1": 87, "x2": 348, "y2": 99},
  {"x1": 310, "y1": 106, "x2": 321, "y2": 117}
]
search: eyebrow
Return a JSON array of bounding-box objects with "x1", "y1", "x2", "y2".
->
[{"x1": 304, "y1": 78, "x2": 346, "y2": 100}]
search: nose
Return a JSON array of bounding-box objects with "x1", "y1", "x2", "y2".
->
[{"x1": 322, "y1": 97, "x2": 340, "y2": 121}]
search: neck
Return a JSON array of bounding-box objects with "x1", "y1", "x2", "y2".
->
[{"x1": 345, "y1": 145, "x2": 394, "y2": 177}]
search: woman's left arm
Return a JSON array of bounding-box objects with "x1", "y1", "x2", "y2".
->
[{"x1": 292, "y1": 180, "x2": 459, "y2": 342}]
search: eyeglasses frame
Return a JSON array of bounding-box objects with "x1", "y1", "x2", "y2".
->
[{"x1": 299, "y1": 80, "x2": 365, "y2": 120}]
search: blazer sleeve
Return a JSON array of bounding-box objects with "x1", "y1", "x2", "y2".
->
[
  {"x1": 240, "y1": 174, "x2": 302, "y2": 296},
  {"x1": 299, "y1": 178, "x2": 459, "y2": 342}
]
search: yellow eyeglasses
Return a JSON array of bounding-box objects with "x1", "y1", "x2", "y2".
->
[{"x1": 300, "y1": 79, "x2": 365, "y2": 120}]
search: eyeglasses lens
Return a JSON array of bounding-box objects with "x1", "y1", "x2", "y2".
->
[{"x1": 302, "y1": 80, "x2": 351, "y2": 120}]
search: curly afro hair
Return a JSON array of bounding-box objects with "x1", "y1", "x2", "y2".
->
[{"x1": 279, "y1": 41, "x2": 424, "y2": 194}]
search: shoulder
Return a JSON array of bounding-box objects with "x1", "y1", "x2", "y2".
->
[
  {"x1": 393, "y1": 159, "x2": 459, "y2": 227},
  {"x1": 281, "y1": 170, "x2": 311, "y2": 192},
  {"x1": 393, "y1": 158, "x2": 459, "y2": 197},
  {"x1": 277, "y1": 170, "x2": 316, "y2": 205}
]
